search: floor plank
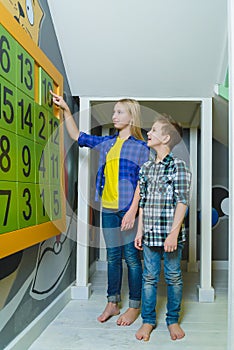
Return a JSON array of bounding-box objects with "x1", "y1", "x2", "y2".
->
[{"x1": 28, "y1": 269, "x2": 228, "y2": 350}]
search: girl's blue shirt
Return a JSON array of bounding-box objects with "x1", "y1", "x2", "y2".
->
[{"x1": 78, "y1": 132, "x2": 149, "y2": 211}]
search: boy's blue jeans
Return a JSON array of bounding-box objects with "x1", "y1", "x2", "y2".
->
[
  {"x1": 141, "y1": 243, "x2": 184, "y2": 326},
  {"x1": 102, "y1": 209, "x2": 142, "y2": 308}
]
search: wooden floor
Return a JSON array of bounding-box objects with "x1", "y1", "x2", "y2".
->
[{"x1": 29, "y1": 268, "x2": 228, "y2": 350}]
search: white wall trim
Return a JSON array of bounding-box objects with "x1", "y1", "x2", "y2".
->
[
  {"x1": 89, "y1": 96, "x2": 216, "y2": 302},
  {"x1": 89, "y1": 97, "x2": 205, "y2": 102},
  {"x1": 73, "y1": 98, "x2": 92, "y2": 298},
  {"x1": 188, "y1": 127, "x2": 198, "y2": 272},
  {"x1": 198, "y1": 98, "x2": 214, "y2": 302}
]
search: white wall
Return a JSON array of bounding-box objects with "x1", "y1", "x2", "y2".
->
[{"x1": 47, "y1": 0, "x2": 227, "y2": 98}]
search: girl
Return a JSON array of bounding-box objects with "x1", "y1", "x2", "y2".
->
[{"x1": 50, "y1": 91, "x2": 149, "y2": 326}]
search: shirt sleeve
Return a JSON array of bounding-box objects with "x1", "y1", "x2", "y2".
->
[
  {"x1": 173, "y1": 161, "x2": 191, "y2": 206},
  {"x1": 138, "y1": 144, "x2": 150, "y2": 167},
  {"x1": 138, "y1": 166, "x2": 147, "y2": 208},
  {"x1": 78, "y1": 132, "x2": 109, "y2": 149}
]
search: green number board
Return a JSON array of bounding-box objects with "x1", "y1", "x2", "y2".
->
[{"x1": 0, "y1": 9, "x2": 65, "y2": 258}]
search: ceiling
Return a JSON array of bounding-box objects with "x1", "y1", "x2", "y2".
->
[
  {"x1": 47, "y1": 0, "x2": 228, "y2": 145},
  {"x1": 47, "y1": 0, "x2": 227, "y2": 99},
  {"x1": 91, "y1": 100, "x2": 200, "y2": 129},
  {"x1": 91, "y1": 97, "x2": 228, "y2": 146}
]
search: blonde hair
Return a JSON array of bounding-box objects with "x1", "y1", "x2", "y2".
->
[
  {"x1": 155, "y1": 113, "x2": 183, "y2": 150},
  {"x1": 117, "y1": 99, "x2": 144, "y2": 140}
]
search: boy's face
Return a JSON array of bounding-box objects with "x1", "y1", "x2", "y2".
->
[
  {"x1": 112, "y1": 102, "x2": 132, "y2": 130},
  {"x1": 147, "y1": 121, "x2": 169, "y2": 148}
]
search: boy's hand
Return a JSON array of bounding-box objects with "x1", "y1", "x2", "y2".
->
[
  {"x1": 134, "y1": 232, "x2": 143, "y2": 250},
  {"x1": 164, "y1": 233, "x2": 178, "y2": 253}
]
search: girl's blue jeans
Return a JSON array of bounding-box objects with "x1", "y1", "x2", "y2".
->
[
  {"x1": 141, "y1": 243, "x2": 184, "y2": 326},
  {"x1": 102, "y1": 209, "x2": 142, "y2": 308}
]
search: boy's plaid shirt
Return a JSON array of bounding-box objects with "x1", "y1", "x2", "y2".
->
[{"x1": 139, "y1": 153, "x2": 191, "y2": 246}]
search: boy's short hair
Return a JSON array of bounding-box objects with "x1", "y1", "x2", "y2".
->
[{"x1": 156, "y1": 113, "x2": 183, "y2": 150}]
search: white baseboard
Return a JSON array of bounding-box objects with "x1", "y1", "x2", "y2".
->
[
  {"x1": 5, "y1": 286, "x2": 72, "y2": 350},
  {"x1": 197, "y1": 285, "x2": 215, "y2": 302},
  {"x1": 196, "y1": 260, "x2": 228, "y2": 270},
  {"x1": 71, "y1": 283, "x2": 92, "y2": 299}
]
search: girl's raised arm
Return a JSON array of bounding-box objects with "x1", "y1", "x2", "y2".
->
[{"x1": 50, "y1": 90, "x2": 80, "y2": 141}]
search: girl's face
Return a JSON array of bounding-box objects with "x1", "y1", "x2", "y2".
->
[
  {"x1": 112, "y1": 102, "x2": 132, "y2": 130},
  {"x1": 147, "y1": 121, "x2": 168, "y2": 148}
]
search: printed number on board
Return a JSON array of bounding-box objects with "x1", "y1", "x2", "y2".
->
[
  {"x1": 17, "y1": 45, "x2": 34, "y2": 98},
  {"x1": 39, "y1": 67, "x2": 53, "y2": 110},
  {"x1": 0, "y1": 25, "x2": 17, "y2": 85},
  {"x1": 0, "y1": 182, "x2": 18, "y2": 233},
  {"x1": 0, "y1": 130, "x2": 17, "y2": 181}
]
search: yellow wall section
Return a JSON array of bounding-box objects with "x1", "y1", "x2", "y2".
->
[{"x1": 0, "y1": 0, "x2": 44, "y2": 44}]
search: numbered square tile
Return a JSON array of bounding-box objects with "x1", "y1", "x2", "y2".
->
[
  {"x1": 17, "y1": 135, "x2": 36, "y2": 183},
  {"x1": 0, "y1": 77, "x2": 17, "y2": 133},
  {"x1": 16, "y1": 44, "x2": 34, "y2": 99},
  {"x1": 0, "y1": 25, "x2": 17, "y2": 86},
  {"x1": 0, "y1": 181, "x2": 18, "y2": 233},
  {"x1": 49, "y1": 147, "x2": 60, "y2": 184},
  {"x1": 34, "y1": 103, "x2": 49, "y2": 145},
  {"x1": 35, "y1": 183, "x2": 50, "y2": 224},
  {"x1": 38, "y1": 67, "x2": 53, "y2": 111},
  {"x1": 17, "y1": 89, "x2": 35, "y2": 140},
  {"x1": 18, "y1": 182, "x2": 37, "y2": 229},
  {"x1": 48, "y1": 113, "x2": 60, "y2": 146},
  {"x1": 50, "y1": 185, "x2": 62, "y2": 220},
  {"x1": 0, "y1": 129, "x2": 17, "y2": 181},
  {"x1": 35, "y1": 143, "x2": 50, "y2": 184}
]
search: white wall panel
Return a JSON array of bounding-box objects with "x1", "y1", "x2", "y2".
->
[{"x1": 47, "y1": 0, "x2": 227, "y2": 98}]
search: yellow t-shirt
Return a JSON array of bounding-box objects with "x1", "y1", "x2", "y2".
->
[{"x1": 102, "y1": 137, "x2": 125, "y2": 209}]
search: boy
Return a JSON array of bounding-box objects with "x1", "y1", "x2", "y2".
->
[{"x1": 134, "y1": 114, "x2": 191, "y2": 341}]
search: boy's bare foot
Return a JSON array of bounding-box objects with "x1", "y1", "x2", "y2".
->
[
  {"x1": 97, "y1": 302, "x2": 120, "y2": 323},
  {"x1": 135, "y1": 323, "x2": 155, "y2": 341},
  {"x1": 168, "y1": 323, "x2": 185, "y2": 340},
  {"x1": 116, "y1": 307, "x2": 140, "y2": 326}
]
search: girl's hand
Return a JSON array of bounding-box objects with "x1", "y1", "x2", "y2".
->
[
  {"x1": 121, "y1": 210, "x2": 135, "y2": 231},
  {"x1": 50, "y1": 90, "x2": 69, "y2": 111},
  {"x1": 50, "y1": 90, "x2": 79, "y2": 141}
]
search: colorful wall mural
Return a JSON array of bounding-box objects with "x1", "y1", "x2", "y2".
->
[
  {"x1": 2, "y1": 0, "x2": 44, "y2": 44},
  {"x1": 0, "y1": 1, "x2": 77, "y2": 348}
]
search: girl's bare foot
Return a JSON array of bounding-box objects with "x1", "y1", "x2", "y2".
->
[
  {"x1": 168, "y1": 323, "x2": 185, "y2": 340},
  {"x1": 97, "y1": 302, "x2": 120, "y2": 322},
  {"x1": 135, "y1": 323, "x2": 155, "y2": 341},
  {"x1": 116, "y1": 307, "x2": 140, "y2": 326}
]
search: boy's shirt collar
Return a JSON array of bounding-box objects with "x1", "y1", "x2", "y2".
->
[
  {"x1": 149, "y1": 151, "x2": 174, "y2": 165},
  {"x1": 160, "y1": 152, "x2": 173, "y2": 165}
]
